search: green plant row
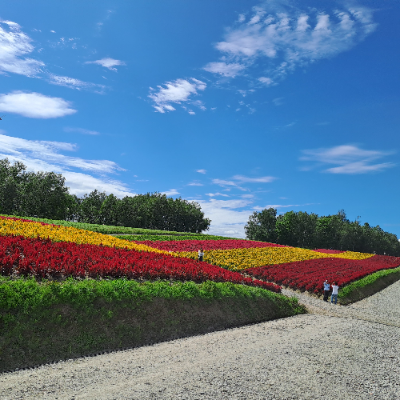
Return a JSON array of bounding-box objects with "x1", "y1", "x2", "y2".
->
[
  {"x1": 0, "y1": 277, "x2": 292, "y2": 313},
  {"x1": 113, "y1": 234, "x2": 234, "y2": 241},
  {"x1": 338, "y1": 267, "x2": 400, "y2": 303}
]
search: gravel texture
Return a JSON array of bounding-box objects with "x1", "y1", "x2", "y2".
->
[{"x1": 1, "y1": 281, "x2": 400, "y2": 400}]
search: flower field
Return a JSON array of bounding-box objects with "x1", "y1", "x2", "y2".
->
[
  {"x1": 245, "y1": 255, "x2": 400, "y2": 294},
  {"x1": 1, "y1": 216, "x2": 399, "y2": 297},
  {"x1": 137, "y1": 239, "x2": 288, "y2": 252},
  {"x1": 0, "y1": 234, "x2": 280, "y2": 292}
]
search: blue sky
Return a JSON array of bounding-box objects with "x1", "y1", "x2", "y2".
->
[{"x1": 0, "y1": 0, "x2": 399, "y2": 238}]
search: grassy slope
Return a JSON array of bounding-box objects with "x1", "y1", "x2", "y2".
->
[
  {"x1": 338, "y1": 267, "x2": 400, "y2": 305},
  {"x1": 0, "y1": 278, "x2": 305, "y2": 372}
]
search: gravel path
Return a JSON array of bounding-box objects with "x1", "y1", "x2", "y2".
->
[{"x1": 1, "y1": 281, "x2": 400, "y2": 400}]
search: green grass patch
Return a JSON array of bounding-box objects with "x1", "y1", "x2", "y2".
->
[
  {"x1": 339, "y1": 267, "x2": 400, "y2": 305},
  {"x1": 113, "y1": 234, "x2": 233, "y2": 241},
  {"x1": 0, "y1": 277, "x2": 305, "y2": 372}
]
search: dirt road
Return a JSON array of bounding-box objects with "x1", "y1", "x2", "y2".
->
[{"x1": 1, "y1": 282, "x2": 399, "y2": 399}]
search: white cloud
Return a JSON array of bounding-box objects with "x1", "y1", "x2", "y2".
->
[
  {"x1": 258, "y1": 76, "x2": 274, "y2": 86},
  {"x1": 64, "y1": 127, "x2": 100, "y2": 135},
  {"x1": 237, "y1": 14, "x2": 246, "y2": 23},
  {"x1": 196, "y1": 169, "x2": 206, "y2": 174},
  {"x1": 212, "y1": 178, "x2": 246, "y2": 191},
  {"x1": 0, "y1": 133, "x2": 123, "y2": 174},
  {"x1": 198, "y1": 198, "x2": 255, "y2": 238},
  {"x1": 162, "y1": 189, "x2": 180, "y2": 196},
  {"x1": 0, "y1": 133, "x2": 133, "y2": 197},
  {"x1": 188, "y1": 110, "x2": 195, "y2": 115},
  {"x1": 149, "y1": 78, "x2": 206, "y2": 113},
  {"x1": 48, "y1": 74, "x2": 106, "y2": 92},
  {"x1": 203, "y1": 62, "x2": 246, "y2": 78},
  {"x1": 0, "y1": 19, "x2": 44, "y2": 76},
  {"x1": 188, "y1": 181, "x2": 203, "y2": 186},
  {"x1": 85, "y1": 57, "x2": 125, "y2": 71},
  {"x1": 233, "y1": 174, "x2": 276, "y2": 183},
  {"x1": 207, "y1": 4, "x2": 376, "y2": 83},
  {"x1": 191, "y1": 100, "x2": 206, "y2": 111},
  {"x1": 0, "y1": 91, "x2": 76, "y2": 118},
  {"x1": 301, "y1": 145, "x2": 395, "y2": 174},
  {"x1": 206, "y1": 193, "x2": 230, "y2": 197},
  {"x1": 61, "y1": 171, "x2": 133, "y2": 198},
  {"x1": 273, "y1": 97, "x2": 284, "y2": 106}
]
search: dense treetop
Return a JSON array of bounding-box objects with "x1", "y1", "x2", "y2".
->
[
  {"x1": 245, "y1": 208, "x2": 400, "y2": 257},
  {"x1": 0, "y1": 158, "x2": 210, "y2": 233}
]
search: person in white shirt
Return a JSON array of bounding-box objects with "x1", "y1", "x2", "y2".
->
[
  {"x1": 331, "y1": 282, "x2": 339, "y2": 305},
  {"x1": 198, "y1": 249, "x2": 204, "y2": 262}
]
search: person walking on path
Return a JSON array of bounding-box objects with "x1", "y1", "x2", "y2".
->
[
  {"x1": 323, "y1": 280, "x2": 331, "y2": 302},
  {"x1": 198, "y1": 248, "x2": 204, "y2": 262},
  {"x1": 331, "y1": 282, "x2": 339, "y2": 305}
]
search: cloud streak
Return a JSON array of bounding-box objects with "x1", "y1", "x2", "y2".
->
[
  {"x1": 301, "y1": 145, "x2": 395, "y2": 174},
  {"x1": 0, "y1": 132, "x2": 132, "y2": 197},
  {"x1": 149, "y1": 78, "x2": 206, "y2": 113},
  {"x1": 85, "y1": 57, "x2": 125, "y2": 71}
]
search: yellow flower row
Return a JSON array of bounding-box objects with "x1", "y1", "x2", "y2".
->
[
  {"x1": 0, "y1": 218, "x2": 168, "y2": 254},
  {"x1": 176, "y1": 247, "x2": 374, "y2": 271}
]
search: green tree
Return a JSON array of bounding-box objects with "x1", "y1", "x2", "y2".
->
[
  {"x1": 245, "y1": 208, "x2": 277, "y2": 242},
  {"x1": 275, "y1": 211, "x2": 317, "y2": 248},
  {"x1": 77, "y1": 190, "x2": 107, "y2": 224},
  {"x1": 0, "y1": 158, "x2": 26, "y2": 215},
  {"x1": 19, "y1": 171, "x2": 70, "y2": 219}
]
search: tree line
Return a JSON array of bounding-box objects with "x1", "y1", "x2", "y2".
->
[
  {"x1": 0, "y1": 158, "x2": 211, "y2": 233},
  {"x1": 245, "y1": 208, "x2": 400, "y2": 257}
]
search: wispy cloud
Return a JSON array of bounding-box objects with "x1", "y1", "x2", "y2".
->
[
  {"x1": 0, "y1": 133, "x2": 132, "y2": 197},
  {"x1": 212, "y1": 178, "x2": 246, "y2": 191},
  {"x1": 85, "y1": 57, "x2": 125, "y2": 71},
  {"x1": 48, "y1": 74, "x2": 106, "y2": 92},
  {"x1": 0, "y1": 91, "x2": 76, "y2": 118},
  {"x1": 196, "y1": 169, "x2": 207, "y2": 174},
  {"x1": 149, "y1": 78, "x2": 206, "y2": 113},
  {"x1": 301, "y1": 145, "x2": 395, "y2": 174},
  {"x1": 203, "y1": 62, "x2": 246, "y2": 78},
  {"x1": 212, "y1": 174, "x2": 276, "y2": 191},
  {"x1": 204, "y1": 3, "x2": 377, "y2": 83},
  {"x1": 253, "y1": 203, "x2": 315, "y2": 211},
  {"x1": 0, "y1": 19, "x2": 105, "y2": 92},
  {"x1": 233, "y1": 174, "x2": 276, "y2": 183},
  {"x1": 64, "y1": 127, "x2": 100, "y2": 135},
  {"x1": 188, "y1": 181, "x2": 203, "y2": 187},
  {"x1": 0, "y1": 19, "x2": 44, "y2": 76},
  {"x1": 162, "y1": 189, "x2": 180, "y2": 196},
  {"x1": 206, "y1": 193, "x2": 230, "y2": 197}
]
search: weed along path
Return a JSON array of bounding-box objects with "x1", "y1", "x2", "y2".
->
[{"x1": 1, "y1": 282, "x2": 400, "y2": 400}]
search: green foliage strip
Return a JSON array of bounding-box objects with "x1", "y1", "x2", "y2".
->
[{"x1": 0, "y1": 277, "x2": 296, "y2": 315}]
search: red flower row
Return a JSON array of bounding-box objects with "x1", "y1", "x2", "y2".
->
[
  {"x1": 0, "y1": 215, "x2": 52, "y2": 226},
  {"x1": 0, "y1": 235, "x2": 281, "y2": 293},
  {"x1": 135, "y1": 239, "x2": 288, "y2": 252},
  {"x1": 246, "y1": 255, "x2": 400, "y2": 294},
  {"x1": 314, "y1": 249, "x2": 346, "y2": 254}
]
